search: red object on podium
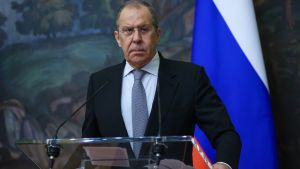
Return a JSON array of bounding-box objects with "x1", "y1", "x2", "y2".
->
[{"x1": 192, "y1": 137, "x2": 212, "y2": 169}]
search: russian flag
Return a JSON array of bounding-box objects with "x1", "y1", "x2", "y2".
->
[{"x1": 192, "y1": 0, "x2": 278, "y2": 169}]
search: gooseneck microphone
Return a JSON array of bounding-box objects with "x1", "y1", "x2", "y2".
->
[
  {"x1": 47, "y1": 80, "x2": 110, "y2": 169},
  {"x1": 157, "y1": 81, "x2": 162, "y2": 138}
]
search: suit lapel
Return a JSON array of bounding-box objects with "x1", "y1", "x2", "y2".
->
[
  {"x1": 144, "y1": 56, "x2": 179, "y2": 136},
  {"x1": 104, "y1": 62, "x2": 129, "y2": 137}
]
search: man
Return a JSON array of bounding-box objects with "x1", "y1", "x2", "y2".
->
[{"x1": 82, "y1": 1, "x2": 241, "y2": 169}]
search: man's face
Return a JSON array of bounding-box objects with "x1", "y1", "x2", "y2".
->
[{"x1": 114, "y1": 6, "x2": 160, "y2": 69}]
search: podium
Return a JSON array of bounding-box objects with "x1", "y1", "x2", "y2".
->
[{"x1": 16, "y1": 136, "x2": 211, "y2": 169}]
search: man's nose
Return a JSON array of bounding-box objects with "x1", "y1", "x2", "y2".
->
[{"x1": 132, "y1": 29, "x2": 142, "y2": 43}]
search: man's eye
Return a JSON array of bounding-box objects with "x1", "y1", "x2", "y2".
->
[
  {"x1": 140, "y1": 28, "x2": 149, "y2": 33},
  {"x1": 123, "y1": 28, "x2": 133, "y2": 34},
  {"x1": 126, "y1": 28, "x2": 134, "y2": 32}
]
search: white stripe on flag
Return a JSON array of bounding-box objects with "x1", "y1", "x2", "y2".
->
[{"x1": 213, "y1": 0, "x2": 269, "y2": 90}]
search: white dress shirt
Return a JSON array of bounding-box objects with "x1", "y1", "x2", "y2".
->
[{"x1": 121, "y1": 52, "x2": 159, "y2": 137}]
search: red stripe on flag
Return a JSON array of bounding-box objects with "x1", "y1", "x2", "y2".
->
[{"x1": 193, "y1": 137, "x2": 212, "y2": 169}]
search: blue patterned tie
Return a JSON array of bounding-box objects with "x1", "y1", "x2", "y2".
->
[{"x1": 132, "y1": 69, "x2": 148, "y2": 157}]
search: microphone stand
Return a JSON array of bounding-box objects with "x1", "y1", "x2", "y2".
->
[
  {"x1": 152, "y1": 81, "x2": 166, "y2": 168},
  {"x1": 152, "y1": 139, "x2": 165, "y2": 169},
  {"x1": 46, "y1": 81, "x2": 109, "y2": 169},
  {"x1": 47, "y1": 139, "x2": 60, "y2": 169}
]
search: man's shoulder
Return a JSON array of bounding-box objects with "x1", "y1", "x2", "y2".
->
[
  {"x1": 161, "y1": 58, "x2": 204, "y2": 72},
  {"x1": 90, "y1": 62, "x2": 124, "y2": 79}
]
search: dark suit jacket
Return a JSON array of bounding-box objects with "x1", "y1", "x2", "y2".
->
[{"x1": 82, "y1": 55, "x2": 241, "y2": 169}]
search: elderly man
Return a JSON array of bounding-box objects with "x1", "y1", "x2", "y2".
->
[{"x1": 82, "y1": 1, "x2": 241, "y2": 169}]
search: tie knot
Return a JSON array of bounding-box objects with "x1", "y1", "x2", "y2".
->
[{"x1": 132, "y1": 69, "x2": 145, "y2": 80}]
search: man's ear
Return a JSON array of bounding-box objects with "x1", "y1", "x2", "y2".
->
[{"x1": 114, "y1": 31, "x2": 121, "y2": 47}]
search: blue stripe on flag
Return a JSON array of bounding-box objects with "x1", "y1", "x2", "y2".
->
[{"x1": 192, "y1": 0, "x2": 278, "y2": 168}]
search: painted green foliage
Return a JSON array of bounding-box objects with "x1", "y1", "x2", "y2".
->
[
  {"x1": 11, "y1": 0, "x2": 78, "y2": 38},
  {"x1": 80, "y1": 0, "x2": 124, "y2": 30},
  {"x1": 0, "y1": 12, "x2": 7, "y2": 48}
]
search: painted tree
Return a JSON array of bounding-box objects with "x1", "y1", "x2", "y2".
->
[
  {"x1": 0, "y1": 12, "x2": 7, "y2": 48},
  {"x1": 11, "y1": 0, "x2": 78, "y2": 38},
  {"x1": 80, "y1": 0, "x2": 124, "y2": 32},
  {"x1": 152, "y1": 0, "x2": 193, "y2": 42}
]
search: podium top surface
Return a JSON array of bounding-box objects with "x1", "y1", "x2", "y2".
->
[{"x1": 16, "y1": 135, "x2": 194, "y2": 145}]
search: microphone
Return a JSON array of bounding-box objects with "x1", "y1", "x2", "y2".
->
[
  {"x1": 54, "y1": 80, "x2": 110, "y2": 139},
  {"x1": 47, "y1": 80, "x2": 110, "y2": 169}
]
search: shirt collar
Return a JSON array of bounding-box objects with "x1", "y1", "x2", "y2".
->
[{"x1": 123, "y1": 51, "x2": 160, "y2": 77}]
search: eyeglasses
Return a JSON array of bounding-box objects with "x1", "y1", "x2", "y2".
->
[{"x1": 118, "y1": 25, "x2": 154, "y2": 36}]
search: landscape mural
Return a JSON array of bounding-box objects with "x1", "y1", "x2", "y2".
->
[
  {"x1": 0, "y1": 0, "x2": 194, "y2": 168},
  {"x1": 0, "y1": 0, "x2": 299, "y2": 169}
]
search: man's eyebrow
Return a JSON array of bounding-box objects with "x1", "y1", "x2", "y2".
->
[{"x1": 120, "y1": 24, "x2": 152, "y2": 28}]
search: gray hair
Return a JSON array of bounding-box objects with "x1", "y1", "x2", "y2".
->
[{"x1": 115, "y1": 0, "x2": 159, "y2": 30}]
